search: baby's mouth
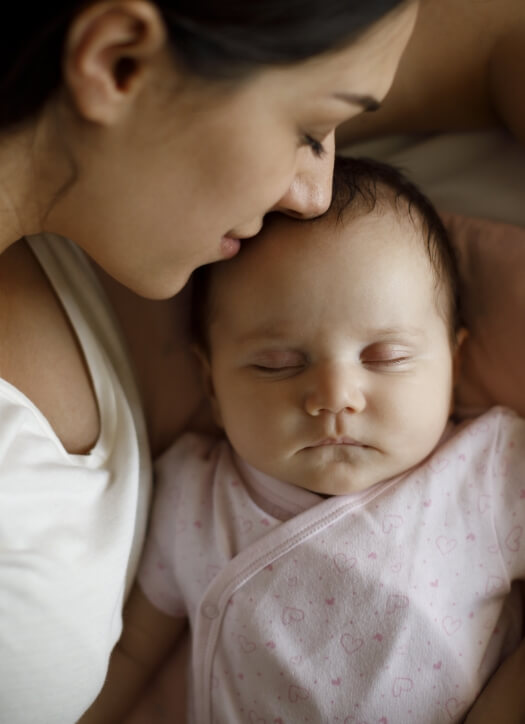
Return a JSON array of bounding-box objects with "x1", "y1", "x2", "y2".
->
[{"x1": 307, "y1": 437, "x2": 368, "y2": 448}]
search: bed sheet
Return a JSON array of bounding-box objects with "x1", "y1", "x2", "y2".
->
[{"x1": 341, "y1": 129, "x2": 525, "y2": 227}]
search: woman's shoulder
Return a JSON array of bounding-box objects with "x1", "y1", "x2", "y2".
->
[
  {"x1": 0, "y1": 237, "x2": 100, "y2": 453},
  {"x1": 337, "y1": 0, "x2": 525, "y2": 144},
  {"x1": 95, "y1": 268, "x2": 210, "y2": 458}
]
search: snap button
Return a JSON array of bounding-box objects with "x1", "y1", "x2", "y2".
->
[{"x1": 202, "y1": 603, "x2": 219, "y2": 619}]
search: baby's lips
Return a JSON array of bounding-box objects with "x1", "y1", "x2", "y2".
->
[{"x1": 308, "y1": 437, "x2": 365, "y2": 448}]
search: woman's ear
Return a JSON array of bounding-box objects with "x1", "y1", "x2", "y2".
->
[
  {"x1": 192, "y1": 344, "x2": 224, "y2": 429},
  {"x1": 63, "y1": 0, "x2": 167, "y2": 124}
]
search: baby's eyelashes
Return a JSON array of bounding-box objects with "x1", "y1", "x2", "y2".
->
[
  {"x1": 245, "y1": 343, "x2": 415, "y2": 377},
  {"x1": 360, "y1": 343, "x2": 412, "y2": 368},
  {"x1": 248, "y1": 349, "x2": 306, "y2": 375}
]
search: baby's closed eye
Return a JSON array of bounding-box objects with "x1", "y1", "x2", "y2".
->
[
  {"x1": 249, "y1": 349, "x2": 306, "y2": 375},
  {"x1": 361, "y1": 344, "x2": 412, "y2": 367}
]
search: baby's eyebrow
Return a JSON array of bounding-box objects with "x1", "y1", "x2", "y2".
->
[
  {"x1": 365, "y1": 325, "x2": 426, "y2": 340},
  {"x1": 234, "y1": 324, "x2": 426, "y2": 345},
  {"x1": 234, "y1": 325, "x2": 295, "y2": 345}
]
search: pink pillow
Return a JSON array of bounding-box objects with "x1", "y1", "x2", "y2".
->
[{"x1": 442, "y1": 213, "x2": 525, "y2": 419}]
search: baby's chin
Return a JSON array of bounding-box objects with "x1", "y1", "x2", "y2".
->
[{"x1": 283, "y1": 466, "x2": 388, "y2": 498}]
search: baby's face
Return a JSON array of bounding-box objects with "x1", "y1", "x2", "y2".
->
[{"x1": 205, "y1": 209, "x2": 457, "y2": 496}]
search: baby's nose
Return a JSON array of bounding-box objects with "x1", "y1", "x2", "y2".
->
[{"x1": 303, "y1": 362, "x2": 366, "y2": 416}]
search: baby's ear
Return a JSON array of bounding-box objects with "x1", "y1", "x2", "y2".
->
[
  {"x1": 452, "y1": 327, "x2": 469, "y2": 384},
  {"x1": 192, "y1": 344, "x2": 224, "y2": 429}
]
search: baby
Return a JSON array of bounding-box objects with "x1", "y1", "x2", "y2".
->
[{"x1": 83, "y1": 158, "x2": 525, "y2": 723}]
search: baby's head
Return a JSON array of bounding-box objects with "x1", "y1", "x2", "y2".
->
[{"x1": 192, "y1": 156, "x2": 464, "y2": 495}]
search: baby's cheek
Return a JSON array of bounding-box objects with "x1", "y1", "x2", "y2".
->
[{"x1": 227, "y1": 407, "x2": 278, "y2": 463}]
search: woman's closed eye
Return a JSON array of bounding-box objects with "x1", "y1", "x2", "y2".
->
[{"x1": 299, "y1": 133, "x2": 326, "y2": 159}]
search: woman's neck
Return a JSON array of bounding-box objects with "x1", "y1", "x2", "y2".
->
[{"x1": 0, "y1": 113, "x2": 65, "y2": 254}]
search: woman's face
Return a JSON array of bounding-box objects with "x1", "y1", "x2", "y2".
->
[{"x1": 49, "y1": 2, "x2": 418, "y2": 298}]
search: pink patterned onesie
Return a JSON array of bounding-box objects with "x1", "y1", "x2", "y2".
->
[{"x1": 138, "y1": 407, "x2": 525, "y2": 724}]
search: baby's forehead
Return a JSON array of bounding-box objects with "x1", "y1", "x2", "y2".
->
[
  {"x1": 217, "y1": 201, "x2": 424, "y2": 278},
  {"x1": 210, "y1": 204, "x2": 433, "y2": 306},
  {"x1": 207, "y1": 203, "x2": 455, "y2": 335}
]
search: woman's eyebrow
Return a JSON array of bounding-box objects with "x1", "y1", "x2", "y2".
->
[{"x1": 333, "y1": 92, "x2": 382, "y2": 112}]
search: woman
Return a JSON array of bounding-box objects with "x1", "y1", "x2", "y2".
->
[{"x1": 0, "y1": 1, "x2": 418, "y2": 722}]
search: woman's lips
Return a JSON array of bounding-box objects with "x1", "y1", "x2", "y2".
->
[{"x1": 220, "y1": 236, "x2": 241, "y2": 258}]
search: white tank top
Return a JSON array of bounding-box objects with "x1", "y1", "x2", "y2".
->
[{"x1": 0, "y1": 233, "x2": 151, "y2": 723}]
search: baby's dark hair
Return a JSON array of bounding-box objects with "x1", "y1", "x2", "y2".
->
[{"x1": 191, "y1": 156, "x2": 461, "y2": 352}]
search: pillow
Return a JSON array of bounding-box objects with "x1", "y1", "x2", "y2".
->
[{"x1": 442, "y1": 213, "x2": 525, "y2": 419}]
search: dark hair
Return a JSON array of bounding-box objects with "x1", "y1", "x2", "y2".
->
[
  {"x1": 1, "y1": 0, "x2": 405, "y2": 129},
  {"x1": 160, "y1": 1, "x2": 406, "y2": 80},
  {"x1": 191, "y1": 155, "x2": 462, "y2": 351}
]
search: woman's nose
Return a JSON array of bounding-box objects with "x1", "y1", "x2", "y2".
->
[
  {"x1": 272, "y1": 132, "x2": 335, "y2": 219},
  {"x1": 303, "y1": 362, "x2": 366, "y2": 416}
]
